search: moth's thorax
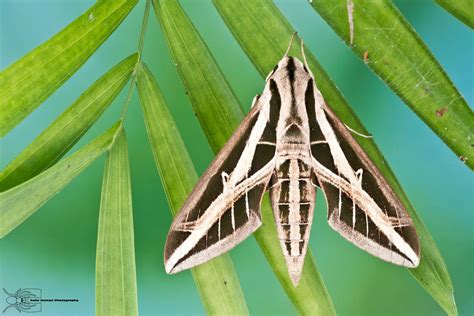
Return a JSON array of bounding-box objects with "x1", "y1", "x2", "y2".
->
[{"x1": 268, "y1": 57, "x2": 312, "y2": 152}]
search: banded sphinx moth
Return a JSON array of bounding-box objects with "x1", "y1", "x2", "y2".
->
[{"x1": 164, "y1": 35, "x2": 419, "y2": 285}]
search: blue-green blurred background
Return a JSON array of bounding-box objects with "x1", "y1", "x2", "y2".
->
[{"x1": 1, "y1": 0, "x2": 473, "y2": 315}]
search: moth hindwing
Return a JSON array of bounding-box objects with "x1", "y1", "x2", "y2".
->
[{"x1": 164, "y1": 36, "x2": 420, "y2": 286}]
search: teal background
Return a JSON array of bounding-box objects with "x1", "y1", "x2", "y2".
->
[{"x1": 1, "y1": 0, "x2": 472, "y2": 315}]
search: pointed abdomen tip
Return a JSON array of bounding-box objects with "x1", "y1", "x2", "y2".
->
[{"x1": 289, "y1": 270, "x2": 302, "y2": 286}]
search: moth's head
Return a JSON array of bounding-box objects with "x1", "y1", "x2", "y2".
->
[
  {"x1": 266, "y1": 56, "x2": 310, "y2": 82},
  {"x1": 277, "y1": 56, "x2": 306, "y2": 71}
]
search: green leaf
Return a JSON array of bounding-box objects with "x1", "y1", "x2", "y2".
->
[
  {"x1": 0, "y1": 122, "x2": 121, "y2": 238},
  {"x1": 309, "y1": 0, "x2": 474, "y2": 170},
  {"x1": 153, "y1": 0, "x2": 335, "y2": 314},
  {"x1": 96, "y1": 129, "x2": 138, "y2": 316},
  {"x1": 136, "y1": 62, "x2": 249, "y2": 315},
  {"x1": 0, "y1": 0, "x2": 137, "y2": 137},
  {"x1": 435, "y1": 0, "x2": 474, "y2": 28},
  {"x1": 0, "y1": 54, "x2": 138, "y2": 191},
  {"x1": 153, "y1": 0, "x2": 243, "y2": 153},
  {"x1": 213, "y1": 0, "x2": 456, "y2": 314}
]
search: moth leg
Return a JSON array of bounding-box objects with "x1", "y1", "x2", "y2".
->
[{"x1": 310, "y1": 140, "x2": 327, "y2": 145}]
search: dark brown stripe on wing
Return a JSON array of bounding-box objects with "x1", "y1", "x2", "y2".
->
[
  {"x1": 324, "y1": 111, "x2": 419, "y2": 256},
  {"x1": 259, "y1": 79, "x2": 280, "y2": 144},
  {"x1": 305, "y1": 79, "x2": 325, "y2": 143},
  {"x1": 185, "y1": 112, "x2": 261, "y2": 223},
  {"x1": 323, "y1": 181, "x2": 413, "y2": 263},
  {"x1": 268, "y1": 79, "x2": 281, "y2": 130},
  {"x1": 174, "y1": 182, "x2": 268, "y2": 267},
  {"x1": 249, "y1": 142, "x2": 276, "y2": 176}
]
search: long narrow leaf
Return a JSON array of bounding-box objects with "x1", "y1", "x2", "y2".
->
[
  {"x1": 0, "y1": 54, "x2": 137, "y2": 191},
  {"x1": 153, "y1": 0, "x2": 335, "y2": 314},
  {"x1": 96, "y1": 129, "x2": 138, "y2": 316},
  {"x1": 0, "y1": 122, "x2": 121, "y2": 238},
  {"x1": 154, "y1": 0, "x2": 334, "y2": 315},
  {"x1": 310, "y1": 0, "x2": 474, "y2": 170},
  {"x1": 213, "y1": 0, "x2": 456, "y2": 314},
  {"x1": 0, "y1": 0, "x2": 137, "y2": 137},
  {"x1": 153, "y1": 0, "x2": 242, "y2": 153},
  {"x1": 435, "y1": 0, "x2": 473, "y2": 28},
  {"x1": 136, "y1": 62, "x2": 249, "y2": 315}
]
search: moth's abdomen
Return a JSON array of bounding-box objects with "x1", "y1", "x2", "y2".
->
[{"x1": 270, "y1": 158, "x2": 316, "y2": 285}]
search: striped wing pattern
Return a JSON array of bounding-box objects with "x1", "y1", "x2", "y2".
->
[
  {"x1": 164, "y1": 49, "x2": 420, "y2": 283},
  {"x1": 164, "y1": 88, "x2": 278, "y2": 274},
  {"x1": 306, "y1": 78, "x2": 420, "y2": 267}
]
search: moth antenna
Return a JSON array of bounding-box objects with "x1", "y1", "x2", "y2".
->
[
  {"x1": 344, "y1": 124, "x2": 373, "y2": 138},
  {"x1": 284, "y1": 32, "x2": 297, "y2": 57},
  {"x1": 300, "y1": 38, "x2": 310, "y2": 71}
]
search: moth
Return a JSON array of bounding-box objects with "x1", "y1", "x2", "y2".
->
[{"x1": 164, "y1": 35, "x2": 420, "y2": 285}]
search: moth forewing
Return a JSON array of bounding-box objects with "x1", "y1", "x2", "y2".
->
[
  {"x1": 164, "y1": 80, "x2": 276, "y2": 274},
  {"x1": 164, "y1": 36, "x2": 420, "y2": 285},
  {"x1": 307, "y1": 70, "x2": 420, "y2": 268}
]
